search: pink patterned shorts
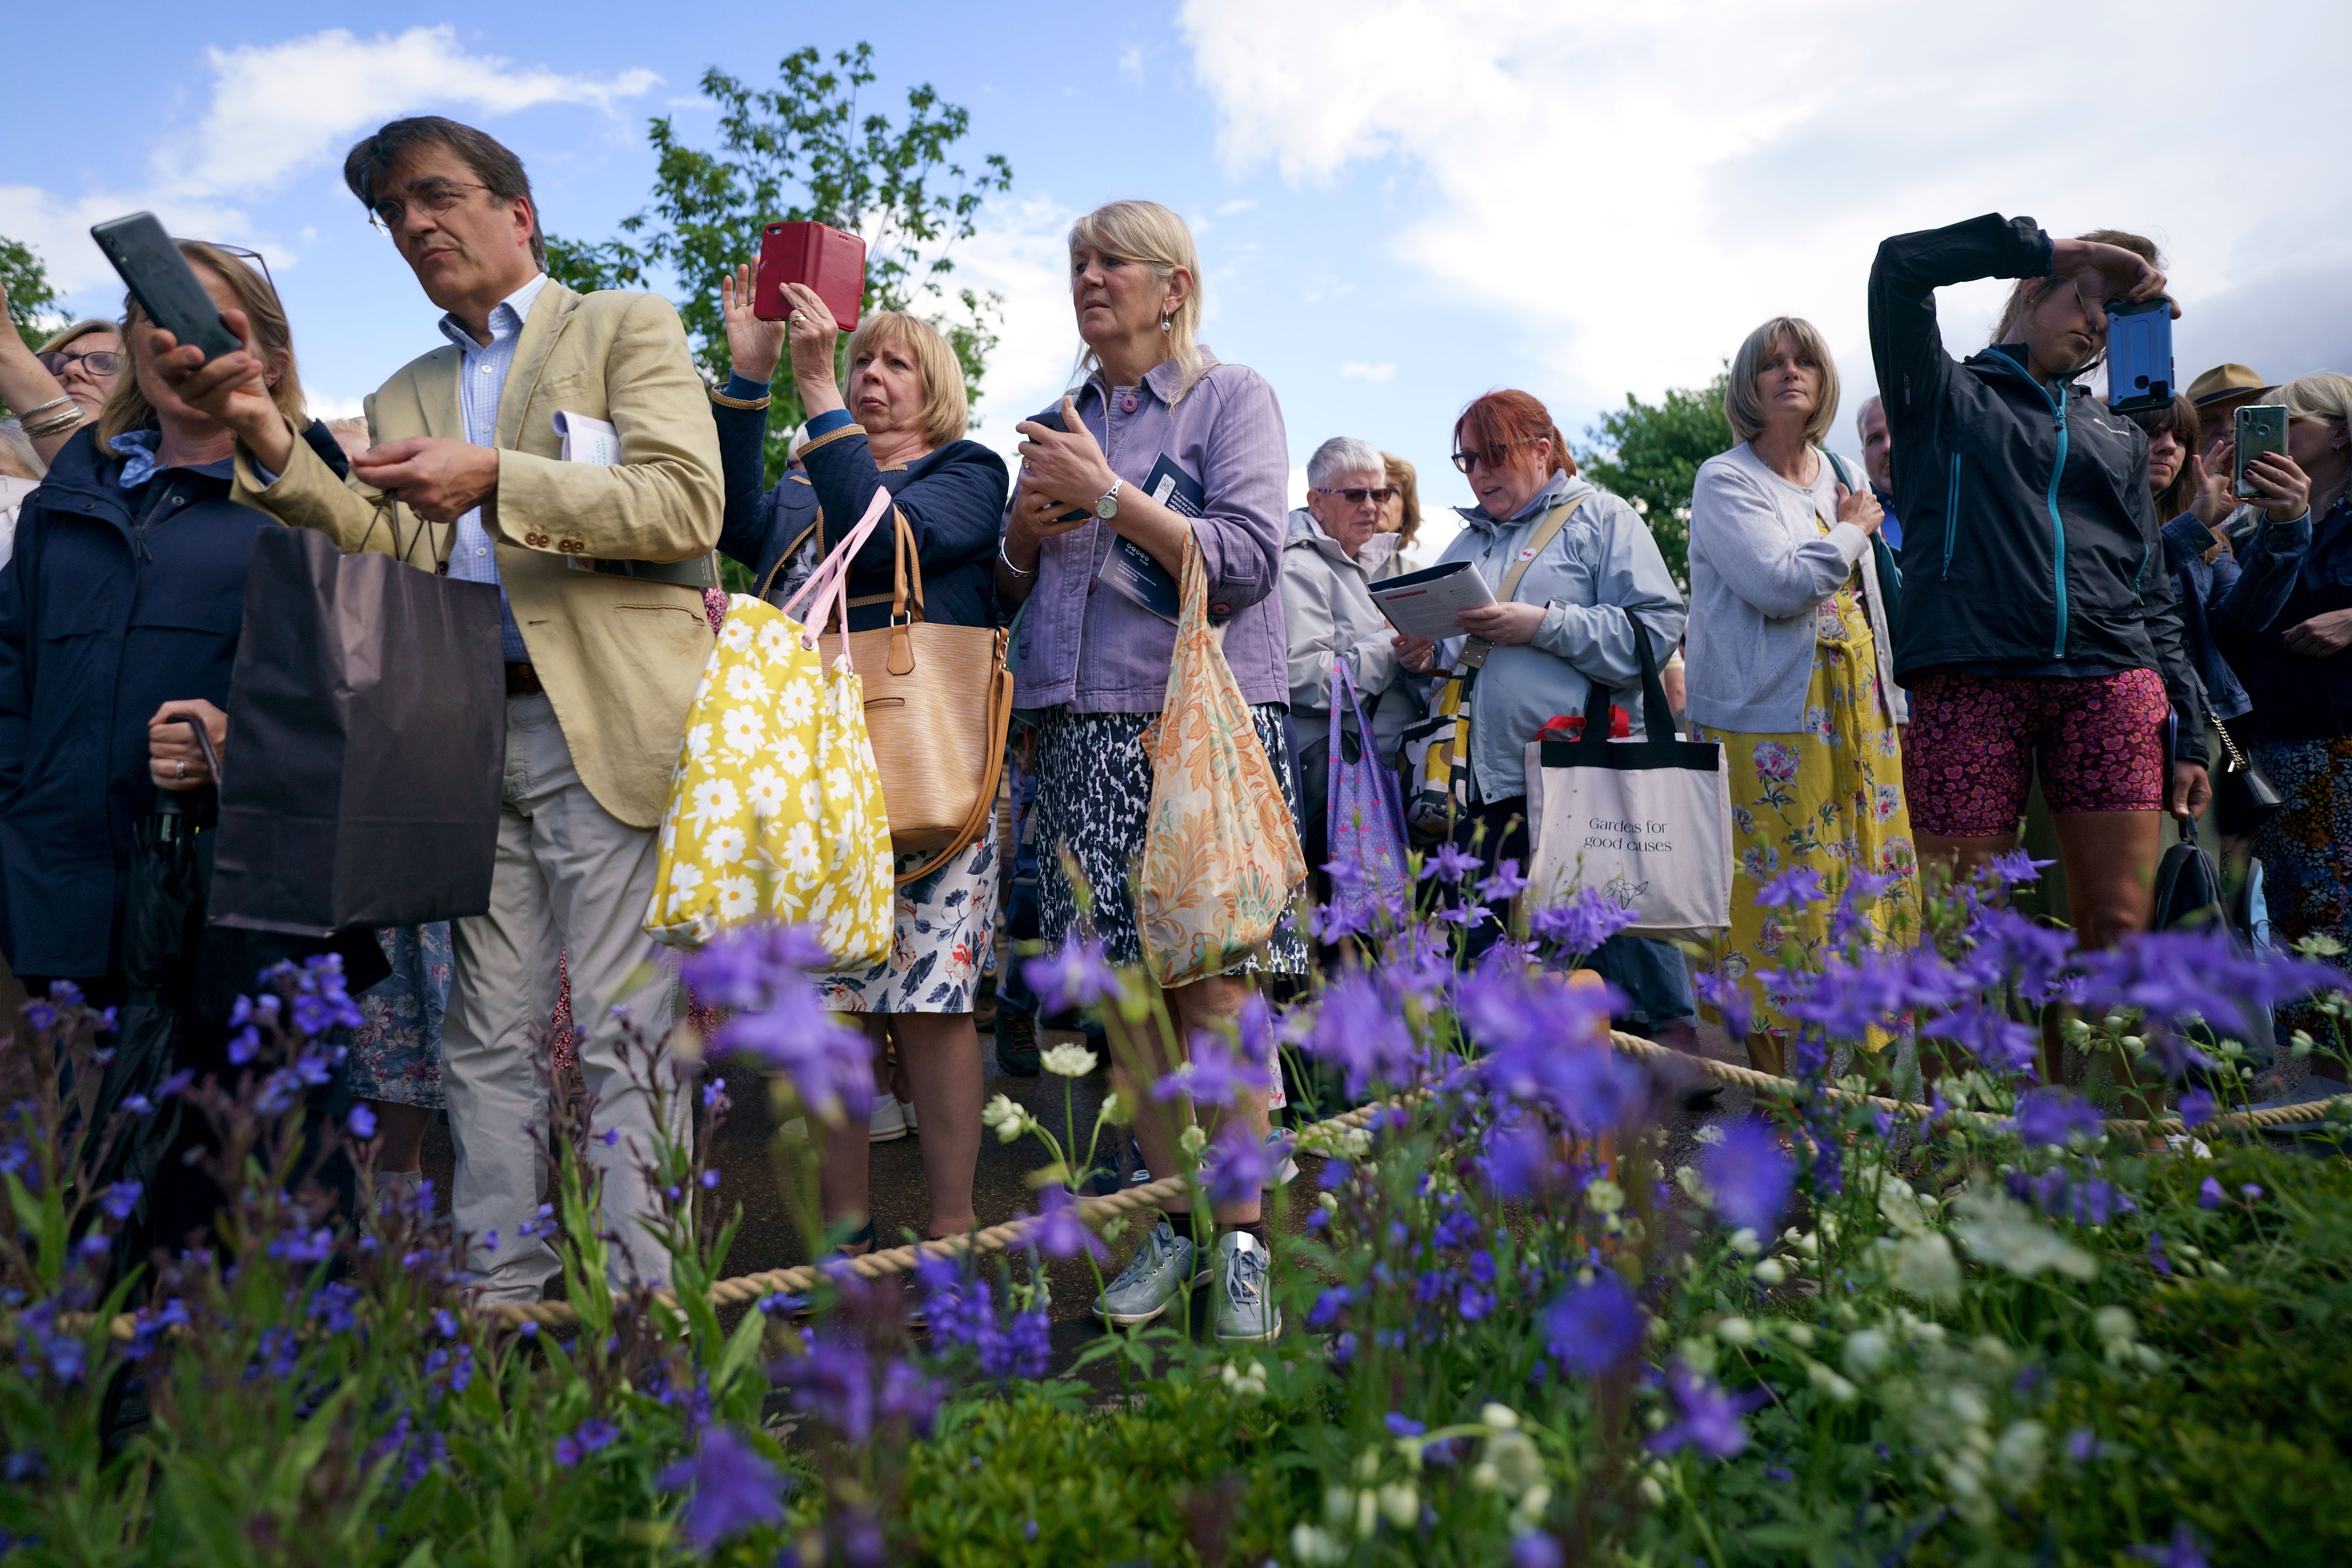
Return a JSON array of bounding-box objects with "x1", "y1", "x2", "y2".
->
[{"x1": 1902, "y1": 667, "x2": 2169, "y2": 837}]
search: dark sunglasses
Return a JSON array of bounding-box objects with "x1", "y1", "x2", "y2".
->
[
  {"x1": 1451, "y1": 441, "x2": 1525, "y2": 474},
  {"x1": 1314, "y1": 486, "x2": 1397, "y2": 506},
  {"x1": 37, "y1": 348, "x2": 123, "y2": 377}
]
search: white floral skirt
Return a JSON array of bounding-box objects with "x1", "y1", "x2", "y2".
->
[{"x1": 815, "y1": 813, "x2": 1000, "y2": 1014}]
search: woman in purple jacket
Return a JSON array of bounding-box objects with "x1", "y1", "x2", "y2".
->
[{"x1": 998, "y1": 199, "x2": 1297, "y2": 1342}]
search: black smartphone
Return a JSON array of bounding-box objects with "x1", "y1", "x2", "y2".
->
[
  {"x1": 2104, "y1": 296, "x2": 2174, "y2": 413},
  {"x1": 2235, "y1": 404, "x2": 2290, "y2": 501},
  {"x1": 90, "y1": 212, "x2": 243, "y2": 362},
  {"x1": 1024, "y1": 406, "x2": 1092, "y2": 522}
]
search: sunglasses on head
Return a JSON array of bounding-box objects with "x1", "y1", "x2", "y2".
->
[{"x1": 1314, "y1": 486, "x2": 1397, "y2": 506}]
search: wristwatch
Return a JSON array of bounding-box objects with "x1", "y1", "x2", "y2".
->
[{"x1": 1094, "y1": 477, "x2": 1124, "y2": 521}]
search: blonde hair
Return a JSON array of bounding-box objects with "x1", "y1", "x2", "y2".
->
[
  {"x1": 1068, "y1": 200, "x2": 1205, "y2": 402},
  {"x1": 36, "y1": 318, "x2": 119, "y2": 357},
  {"x1": 1725, "y1": 316, "x2": 1841, "y2": 445},
  {"x1": 99, "y1": 241, "x2": 304, "y2": 445},
  {"x1": 1382, "y1": 451, "x2": 1422, "y2": 549},
  {"x1": 2275, "y1": 372, "x2": 2352, "y2": 429},
  {"x1": 840, "y1": 312, "x2": 967, "y2": 448}
]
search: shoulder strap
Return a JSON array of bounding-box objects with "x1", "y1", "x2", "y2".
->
[
  {"x1": 1821, "y1": 448, "x2": 1855, "y2": 492},
  {"x1": 1494, "y1": 492, "x2": 1589, "y2": 605},
  {"x1": 759, "y1": 512, "x2": 823, "y2": 601}
]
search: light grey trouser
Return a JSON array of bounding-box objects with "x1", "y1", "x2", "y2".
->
[{"x1": 442, "y1": 692, "x2": 687, "y2": 1302}]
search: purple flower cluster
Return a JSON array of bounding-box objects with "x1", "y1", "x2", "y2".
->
[
  {"x1": 2014, "y1": 1089, "x2": 2103, "y2": 1149},
  {"x1": 1022, "y1": 934, "x2": 1127, "y2": 1015},
  {"x1": 1700, "y1": 1119, "x2": 1793, "y2": 1235},
  {"x1": 1648, "y1": 1359, "x2": 1762, "y2": 1458},
  {"x1": 680, "y1": 924, "x2": 873, "y2": 1122},
  {"x1": 1543, "y1": 1272, "x2": 1642, "y2": 1377},
  {"x1": 2006, "y1": 1164, "x2": 2133, "y2": 1227},
  {"x1": 913, "y1": 1255, "x2": 1049, "y2": 1385},
  {"x1": 656, "y1": 1426, "x2": 787, "y2": 1550},
  {"x1": 1527, "y1": 888, "x2": 1639, "y2": 963}
]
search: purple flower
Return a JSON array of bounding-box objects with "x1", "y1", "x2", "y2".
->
[
  {"x1": 677, "y1": 922, "x2": 830, "y2": 1009},
  {"x1": 1028, "y1": 1183, "x2": 1107, "y2": 1263},
  {"x1": 1022, "y1": 935, "x2": 1126, "y2": 1014},
  {"x1": 878, "y1": 1358, "x2": 943, "y2": 1437},
  {"x1": 1544, "y1": 1272, "x2": 1642, "y2": 1376},
  {"x1": 98, "y1": 1181, "x2": 142, "y2": 1223},
  {"x1": 1963, "y1": 905, "x2": 2079, "y2": 1005},
  {"x1": 1982, "y1": 849, "x2": 2053, "y2": 887},
  {"x1": 1422, "y1": 841, "x2": 1481, "y2": 884},
  {"x1": 981, "y1": 1310, "x2": 1051, "y2": 1380},
  {"x1": 2197, "y1": 1176, "x2": 2224, "y2": 1211},
  {"x1": 553, "y1": 1418, "x2": 619, "y2": 1468},
  {"x1": 2127, "y1": 1523, "x2": 2210, "y2": 1568},
  {"x1": 1306, "y1": 973, "x2": 1422, "y2": 1096},
  {"x1": 1482, "y1": 1121, "x2": 1556, "y2": 1202},
  {"x1": 1200, "y1": 1121, "x2": 1273, "y2": 1207},
  {"x1": 346, "y1": 1104, "x2": 378, "y2": 1141},
  {"x1": 1755, "y1": 867, "x2": 1827, "y2": 909},
  {"x1": 2014, "y1": 1089, "x2": 2102, "y2": 1149},
  {"x1": 656, "y1": 1426, "x2": 787, "y2": 1550},
  {"x1": 2241, "y1": 1183, "x2": 2264, "y2": 1202},
  {"x1": 1528, "y1": 889, "x2": 1639, "y2": 961},
  {"x1": 1648, "y1": 1360, "x2": 1761, "y2": 1459},
  {"x1": 2067, "y1": 1427, "x2": 2100, "y2": 1462},
  {"x1": 1155, "y1": 1028, "x2": 1255, "y2": 1108},
  {"x1": 772, "y1": 1332, "x2": 874, "y2": 1442},
  {"x1": 710, "y1": 981, "x2": 873, "y2": 1124},
  {"x1": 1700, "y1": 1119, "x2": 1793, "y2": 1234},
  {"x1": 1921, "y1": 1001, "x2": 2040, "y2": 1078},
  {"x1": 2177, "y1": 1089, "x2": 2216, "y2": 1129},
  {"x1": 1691, "y1": 966, "x2": 1752, "y2": 1042},
  {"x1": 1384, "y1": 1412, "x2": 1425, "y2": 1438},
  {"x1": 1509, "y1": 1532, "x2": 1565, "y2": 1568},
  {"x1": 1477, "y1": 858, "x2": 1530, "y2": 904}
]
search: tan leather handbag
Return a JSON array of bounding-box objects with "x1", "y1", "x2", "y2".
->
[{"x1": 766, "y1": 504, "x2": 1013, "y2": 884}]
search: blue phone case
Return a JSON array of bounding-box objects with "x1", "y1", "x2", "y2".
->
[{"x1": 2106, "y1": 299, "x2": 2174, "y2": 413}]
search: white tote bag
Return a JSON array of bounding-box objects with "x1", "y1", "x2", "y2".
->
[{"x1": 1526, "y1": 611, "x2": 1731, "y2": 941}]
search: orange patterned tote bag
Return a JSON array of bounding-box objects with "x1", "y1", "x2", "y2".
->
[{"x1": 1135, "y1": 534, "x2": 1308, "y2": 988}]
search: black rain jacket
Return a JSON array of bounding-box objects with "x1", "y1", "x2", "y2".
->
[{"x1": 1867, "y1": 212, "x2": 2206, "y2": 764}]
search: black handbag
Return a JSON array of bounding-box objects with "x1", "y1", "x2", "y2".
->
[
  {"x1": 2151, "y1": 820, "x2": 2228, "y2": 932},
  {"x1": 2212, "y1": 720, "x2": 2284, "y2": 837}
]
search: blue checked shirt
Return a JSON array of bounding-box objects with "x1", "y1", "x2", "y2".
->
[{"x1": 440, "y1": 271, "x2": 549, "y2": 662}]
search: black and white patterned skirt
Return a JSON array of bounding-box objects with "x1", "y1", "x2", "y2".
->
[{"x1": 1031, "y1": 703, "x2": 1308, "y2": 975}]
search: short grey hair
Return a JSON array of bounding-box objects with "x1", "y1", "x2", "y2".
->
[
  {"x1": 1724, "y1": 316, "x2": 1842, "y2": 446},
  {"x1": 1307, "y1": 436, "x2": 1384, "y2": 489},
  {"x1": 0, "y1": 420, "x2": 42, "y2": 482},
  {"x1": 1854, "y1": 394, "x2": 1885, "y2": 443}
]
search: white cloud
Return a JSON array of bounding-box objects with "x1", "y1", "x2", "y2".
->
[
  {"x1": 1179, "y1": 0, "x2": 2347, "y2": 413},
  {"x1": 0, "y1": 26, "x2": 657, "y2": 293},
  {"x1": 950, "y1": 192, "x2": 1083, "y2": 452},
  {"x1": 1339, "y1": 361, "x2": 1396, "y2": 382},
  {"x1": 1117, "y1": 46, "x2": 1147, "y2": 82}
]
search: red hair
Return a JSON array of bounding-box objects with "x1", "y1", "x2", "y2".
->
[{"x1": 1453, "y1": 389, "x2": 1576, "y2": 479}]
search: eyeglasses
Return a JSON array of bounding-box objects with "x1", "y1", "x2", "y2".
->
[
  {"x1": 1313, "y1": 486, "x2": 1397, "y2": 506},
  {"x1": 37, "y1": 348, "x2": 123, "y2": 378},
  {"x1": 200, "y1": 242, "x2": 279, "y2": 302},
  {"x1": 1451, "y1": 442, "x2": 1524, "y2": 474},
  {"x1": 368, "y1": 179, "x2": 492, "y2": 233}
]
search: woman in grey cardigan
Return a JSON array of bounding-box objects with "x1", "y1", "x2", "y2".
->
[{"x1": 1685, "y1": 315, "x2": 1917, "y2": 1072}]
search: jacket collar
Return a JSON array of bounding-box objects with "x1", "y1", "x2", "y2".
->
[
  {"x1": 2160, "y1": 512, "x2": 2220, "y2": 572},
  {"x1": 1972, "y1": 342, "x2": 2087, "y2": 402},
  {"x1": 1454, "y1": 470, "x2": 1579, "y2": 533},
  {"x1": 1078, "y1": 345, "x2": 1224, "y2": 413}
]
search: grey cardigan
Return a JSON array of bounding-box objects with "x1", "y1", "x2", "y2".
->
[{"x1": 1685, "y1": 443, "x2": 1906, "y2": 733}]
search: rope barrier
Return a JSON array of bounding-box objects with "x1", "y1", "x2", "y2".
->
[{"x1": 95, "y1": 1035, "x2": 2348, "y2": 1340}]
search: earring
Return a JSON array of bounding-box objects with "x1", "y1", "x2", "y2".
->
[{"x1": 1160, "y1": 316, "x2": 1172, "y2": 333}]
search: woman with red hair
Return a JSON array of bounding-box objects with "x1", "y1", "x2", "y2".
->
[{"x1": 1395, "y1": 389, "x2": 1697, "y2": 1050}]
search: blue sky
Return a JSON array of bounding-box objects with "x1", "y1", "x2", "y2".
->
[{"x1": 9, "y1": 2, "x2": 2347, "y2": 559}]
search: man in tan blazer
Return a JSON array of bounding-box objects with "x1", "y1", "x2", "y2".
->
[{"x1": 160, "y1": 116, "x2": 720, "y2": 1303}]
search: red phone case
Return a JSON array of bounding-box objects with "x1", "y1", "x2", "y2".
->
[{"x1": 754, "y1": 221, "x2": 865, "y2": 330}]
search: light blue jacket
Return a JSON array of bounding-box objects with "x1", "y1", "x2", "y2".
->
[{"x1": 1431, "y1": 473, "x2": 1687, "y2": 802}]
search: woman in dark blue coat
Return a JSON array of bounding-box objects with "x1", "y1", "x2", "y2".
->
[{"x1": 707, "y1": 265, "x2": 1010, "y2": 1256}]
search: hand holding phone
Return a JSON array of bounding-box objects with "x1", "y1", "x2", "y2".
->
[
  {"x1": 2235, "y1": 405, "x2": 2290, "y2": 500},
  {"x1": 91, "y1": 213, "x2": 242, "y2": 362},
  {"x1": 2104, "y1": 297, "x2": 2174, "y2": 413},
  {"x1": 754, "y1": 221, "x2": 864, "y2": 329},
  {"x1": 1014, "y1": 404, "x2": 1095, "y2": 523}
]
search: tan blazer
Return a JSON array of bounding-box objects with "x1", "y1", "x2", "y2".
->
[{"x1": 232, "y1": 280, "x2": 723, "y2": 828}]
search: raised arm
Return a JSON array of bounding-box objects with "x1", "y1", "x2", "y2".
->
[
  {"x1": 709, "y1": 395, "x2": 781, "y2": 571},
  {"x1": 1867, "y1": 213, "x2": 2052, "y2": 430}
]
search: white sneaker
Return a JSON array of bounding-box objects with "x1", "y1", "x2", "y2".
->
[
  {"x1": 899, "y1": 1097, "x2": 919, "y2": 1135},
  {"x1": 869, "y1": 1095, "x2": 909, "y2": 1143}
]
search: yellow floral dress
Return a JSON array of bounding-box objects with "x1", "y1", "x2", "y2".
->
[{"x1": 1690, "y1": 534, "x2": 1919, "y2": 1036}]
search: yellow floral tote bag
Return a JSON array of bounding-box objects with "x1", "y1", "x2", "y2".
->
[
  {"x1": 1135, "y1": 534, "x2": 1308, "y2": 988},
  {"x1": 643, "y1": 491, "x2": 896, "y2": 964}
]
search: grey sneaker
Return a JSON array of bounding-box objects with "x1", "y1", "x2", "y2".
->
[
  {"x1": 1214, "y1": 1230, "x2": 1281, "y2": 1343},
  {"x1": 1091, "y1": 1219, "x2": 1206, "y2": 1327}
]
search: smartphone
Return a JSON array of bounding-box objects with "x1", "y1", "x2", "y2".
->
[
  {"x1": 1024, "y1": 407, "x2": 1092, "y2": 522},
  {"x1": 753, "y1": 220, "x2": 864, "y2": 329},
  {"x1": 2104, "y1": 296, "x2": 2174, "y2": 413},
  {"x1": 90, "y1": 212, "x2": 243, "y2": 362},
  {"x1": 2235, "y1": 404, "x2": 2290, "y2": 500}
]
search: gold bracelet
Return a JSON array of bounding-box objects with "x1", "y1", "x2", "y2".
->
[
  {"x1": 22, "y1": 405, "x2": 84, "y2": 439},
  {"x1": 709, "y1": 387, "x2": 771, "y2": 411}
]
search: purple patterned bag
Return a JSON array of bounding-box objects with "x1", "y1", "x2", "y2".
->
[{"x1": 1327, "y1": 662, "x2": 1411, "y2": 926}]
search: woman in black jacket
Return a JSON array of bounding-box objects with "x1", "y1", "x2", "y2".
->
[
  {"x1": 1867, "y1": 216, "x2": 2213, "y2": 949},
  {"x1": 709, "y1": 265, "x2": 1009, "y2": 1255}
]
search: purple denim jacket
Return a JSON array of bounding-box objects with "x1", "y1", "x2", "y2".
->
[{"x1": 1010, "y1": 348, "x2": 1291, "y2": 713}]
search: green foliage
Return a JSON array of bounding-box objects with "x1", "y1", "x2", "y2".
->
[
  {"x1": 1576, "y1": 370, "x2": 1735, "y2": 585},
  {"x1": 545, "y1": 44, "x2": 1014, "y2": 487},
  {"x1": 1, "y1": 235, "x2": 56, "y2": 353}
]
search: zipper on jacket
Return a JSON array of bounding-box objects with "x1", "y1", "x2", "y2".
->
[
  {"x1": 2046, "y1": 388, "x2": 2070, "y2": 658},
  {"x1": 1942, "y1": 454, "x2": 1961, "y2": 581}
]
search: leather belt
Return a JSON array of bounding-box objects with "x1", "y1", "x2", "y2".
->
[{"x1": 505, "y1": 662, "x2": 544, "y2": 696}]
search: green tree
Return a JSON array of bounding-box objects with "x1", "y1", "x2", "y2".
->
[
  {"x1": 1575, "y1": 370, "x2": 1734, "y2": 586},
  {"x1": 546, "y1": 44, "x2": 1013, "y2": 488}
]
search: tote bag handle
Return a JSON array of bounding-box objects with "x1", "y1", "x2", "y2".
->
[
  {"x1": 779, "y1": 487, "x2": 894, "y2": 652},
  {"x1": 1571, "y1": 607, "x2": 1675, "y2": 761}
]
